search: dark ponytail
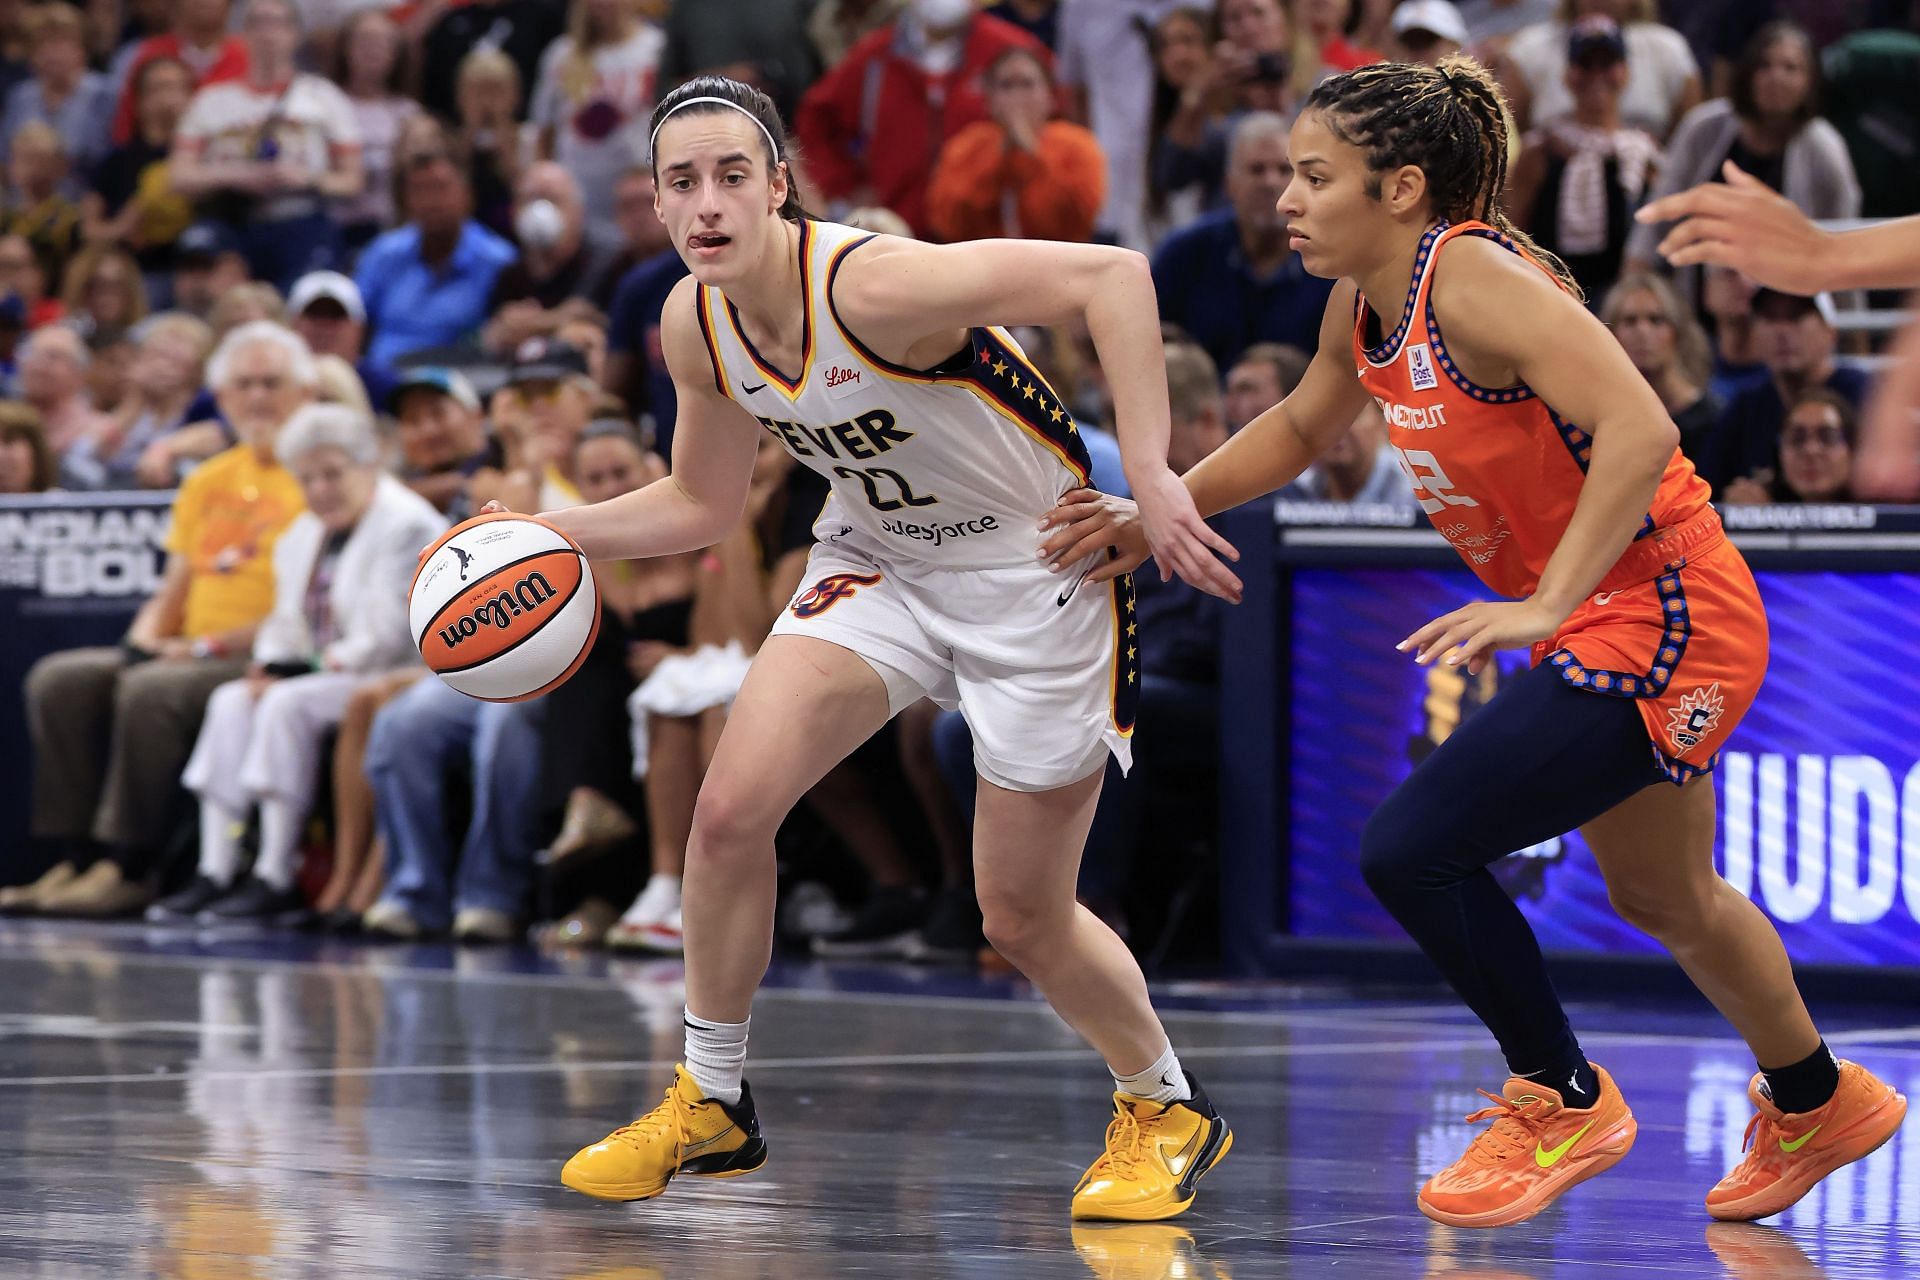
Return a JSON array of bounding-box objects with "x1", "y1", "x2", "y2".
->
[
  {"x1": 1305, "y1": 55, "x2": 1582, "y2": 300},
  {"x1": 647, "y1": 75, "x2": 811, "y2": 223}
]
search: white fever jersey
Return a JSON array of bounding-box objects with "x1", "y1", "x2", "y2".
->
[{"x1": 695, "y1": 219, "x2": 1096, "y2": 569}]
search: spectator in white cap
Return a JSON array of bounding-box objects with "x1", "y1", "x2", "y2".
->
[
  {"x1": 1392, "y1": 1, "x2": 1469, "y2": 65},
  {"x1": 286, "y1": 269, "x2": 395, "y2": 410},
  {"x1": 153, "y1": 402, "x2": 448, "y2": 925}
]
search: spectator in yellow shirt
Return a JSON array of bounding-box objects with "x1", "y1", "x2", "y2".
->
[{"x1": 15, "y1": 322, "x2": 315, "y2": 919}]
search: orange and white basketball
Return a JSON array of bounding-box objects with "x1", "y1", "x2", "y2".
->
[{"x1": 409, "y1": 513, "x2": 600, "y2": 702}]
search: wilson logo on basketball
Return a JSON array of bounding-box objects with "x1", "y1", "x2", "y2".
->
[
  {"x1": 437, "y1": 571, "x2": 560, "y2": 649},
  {"x1": 419, "y1": 547, "x2": 586, "y2": 674}
]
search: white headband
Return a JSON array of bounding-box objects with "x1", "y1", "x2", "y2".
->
[{"x1": 649, "y1": 96, "x2": 780, "y2": 165}]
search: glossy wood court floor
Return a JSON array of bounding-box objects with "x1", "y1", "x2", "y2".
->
[{"x1": 0, "y1": 921, "x2": 1913, "y2": 1278}]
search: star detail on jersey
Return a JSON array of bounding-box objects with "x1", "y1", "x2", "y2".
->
[{"x1": 1666, "y1": 683, "x2": 1726, "y2": 751}]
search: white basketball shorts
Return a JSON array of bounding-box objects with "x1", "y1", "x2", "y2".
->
[{"x1": 768, "y1": 533, "x2": 1138, "y2": 792}]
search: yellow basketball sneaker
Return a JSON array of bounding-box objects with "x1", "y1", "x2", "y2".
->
[
  {"x1": 560, "y1": 1064, "x2": 767, "y2": 1202},
  {"x1": 1417, "y1": 1062, "x2": 1636, "y2": 1228},
  {"x1": 1705, "y1": 1059, "x2": 1906, "y2": 1222},
  {"x1": 1071, "y1": 1072, "x2": 1232, "y2": 1222}
]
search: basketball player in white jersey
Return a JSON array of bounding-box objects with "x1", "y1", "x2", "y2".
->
[{"x1": 509, "y1": 76, "x2": 1240, "y2": 1221}]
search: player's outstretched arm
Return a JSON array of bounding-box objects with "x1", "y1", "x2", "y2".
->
[
  {"x1": 1183, "y1": 281, "x2": 1373, "y2": 517},
  {"x1": 1400, "y1": 240, "x2": 1676, "y2": 673},
  {"x1": 539, "y1": 279, "x2": 763, "y2": 562},
  {"x1": 837, "y1": 235, "x2": 1241, "y2": 600},
  {"x1": 1637, "y1": 161, "x2": 1920, "y2": 293},
  {"x1": 1039, "y1": 283, "x2": 1371, "y2": 584}
]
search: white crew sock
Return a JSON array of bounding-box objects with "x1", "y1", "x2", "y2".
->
[
  {"x1": 199, "y1": 798, "x2": 245, "y2": 886},
  {"x1": 1110, "y1": 1041, "x2": 1191, "y2": 1104},
  {"x1": 253, "y1": 797, "x2": 301, "y2": 891},
  {"x1": 684, "y1": 1008, "x2": 749, "y2": 1105}
]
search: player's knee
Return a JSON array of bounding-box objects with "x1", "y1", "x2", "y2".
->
[
  {"x1": 977, "y1": 904, "x2": 1039, "y2": 964},
  {"x1": 1607, "y1": 877, "x2": 1718, "y2": 942},
  {"x1": 1358, "y1": 794, "x2": 1423, "y2": 902},
  {"x1": 975, "y1": 888, "x2": 1060, "y2": 964},
  {"x1": 687, "y1": 781, "x2": 779, "y2": 865}
]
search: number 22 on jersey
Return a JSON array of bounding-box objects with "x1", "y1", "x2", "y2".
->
[{"x1": 1392, "y1": 445, "x2": 1480, "y2": 516}]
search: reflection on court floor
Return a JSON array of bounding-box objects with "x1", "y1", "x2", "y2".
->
[{"x1": 0, "y1": 921, "x2": 1911, "y2": 1279}]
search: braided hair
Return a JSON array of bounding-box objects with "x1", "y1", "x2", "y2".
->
[{"x1": 1304, "y1": 55, "x2": 1582, "y2": 300}]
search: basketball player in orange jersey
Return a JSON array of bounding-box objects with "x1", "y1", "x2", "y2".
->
[
  {"x1": 1040, "y1": 56, "x2": 1906, "y2": 1229},
  {"x1": 488, "y1": 76, "x2": 1242, "y2": 1220}
]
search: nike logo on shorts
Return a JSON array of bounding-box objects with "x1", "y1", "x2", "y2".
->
[{"x1": 1056, "y1": 560, "x2": 1096, "y2": 607}]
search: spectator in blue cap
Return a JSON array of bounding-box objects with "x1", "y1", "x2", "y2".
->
[{"x1": 389, "y1": 366, "x2": 499, "y2": 519}]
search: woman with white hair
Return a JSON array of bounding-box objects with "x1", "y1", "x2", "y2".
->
[{"x1": 151, "y1": 403, "x2": 447, "y2": 924}]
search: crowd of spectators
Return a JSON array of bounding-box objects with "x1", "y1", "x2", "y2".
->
[{"x1": 3, "y1": 0, "x2": 1917, "y2": 965}]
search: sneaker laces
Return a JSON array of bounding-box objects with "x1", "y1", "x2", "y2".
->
[
  {"x1": 610, "y1": 1083, "x2": 690, "y2": 1154},
  {"x1": 1092, "y1": 1103, "x2": 1148, "y2": 1179},
  {"x1": 1460, "y1": 1090, "x2": 1552, "y2": 1164},
  {"x1": 1738, "y1": 1109, "x2": 1792, "y2": 1161}
]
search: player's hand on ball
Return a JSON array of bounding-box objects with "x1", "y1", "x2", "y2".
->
[
  {"x1": 1398, "y1": 598, "x2": 1563, "y2": 676},
  {"x1": 1040, "y1": 489, "x2": 1149, "y2": 581},
  {"x1": 1131, "y1": 467, "x2": 1242, "y2": 602}
]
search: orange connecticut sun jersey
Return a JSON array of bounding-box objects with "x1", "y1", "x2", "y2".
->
[{"x1": 1354, "y1": 220, "x2": 1769, "y2": 781}]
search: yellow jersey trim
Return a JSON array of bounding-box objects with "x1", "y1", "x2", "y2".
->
[{"x1": 722, "y1": 217, "x2": 816, "y2": 398}]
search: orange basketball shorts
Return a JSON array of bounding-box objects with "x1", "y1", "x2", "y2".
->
[{"x1": 1530, "y1": 512, "x2": 1769, "y2": 783}]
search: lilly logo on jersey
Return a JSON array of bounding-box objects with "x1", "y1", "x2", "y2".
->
[
  {"x1": 791, "y1": 571, "x2": 883, "y2": 619},
  {"x1": 824, "y1": 364, "x2": 864, "y2": 398}
]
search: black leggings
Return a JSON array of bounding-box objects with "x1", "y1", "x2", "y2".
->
[{"x1": 1359, "y1": 659, "x2": 1671, "y2": 1075}]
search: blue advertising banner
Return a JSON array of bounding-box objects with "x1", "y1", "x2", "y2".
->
[
  {"x1": 1289, "y1": 567, "x2": 1920, "y2": 966},
  {"x1": 0, "y1": 492, "x2": 172, "y2": 859}
]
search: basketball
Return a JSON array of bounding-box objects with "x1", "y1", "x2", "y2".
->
[{"x1": 409, "y1": 512, "x2": 601, "y2": 702}]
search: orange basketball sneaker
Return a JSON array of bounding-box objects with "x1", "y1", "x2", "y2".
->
[
  {"x1": 1418, "y1": 1063, "x2": 1636, "y2": 1228},
  {"x1": 1705, "y1": 1059, "x2": 1906, "y2": 1222}
]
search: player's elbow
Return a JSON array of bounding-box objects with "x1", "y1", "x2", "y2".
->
[
  {"x1": 1103, "y1": 246, "x2": 1152, "y2": 284},
  {"x1": 1644, "y1": 414, "x2": 1681, "y2": 467},
  {"x1": 1085, "y1": 247, "x2": 1153, "y2": 311}
]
